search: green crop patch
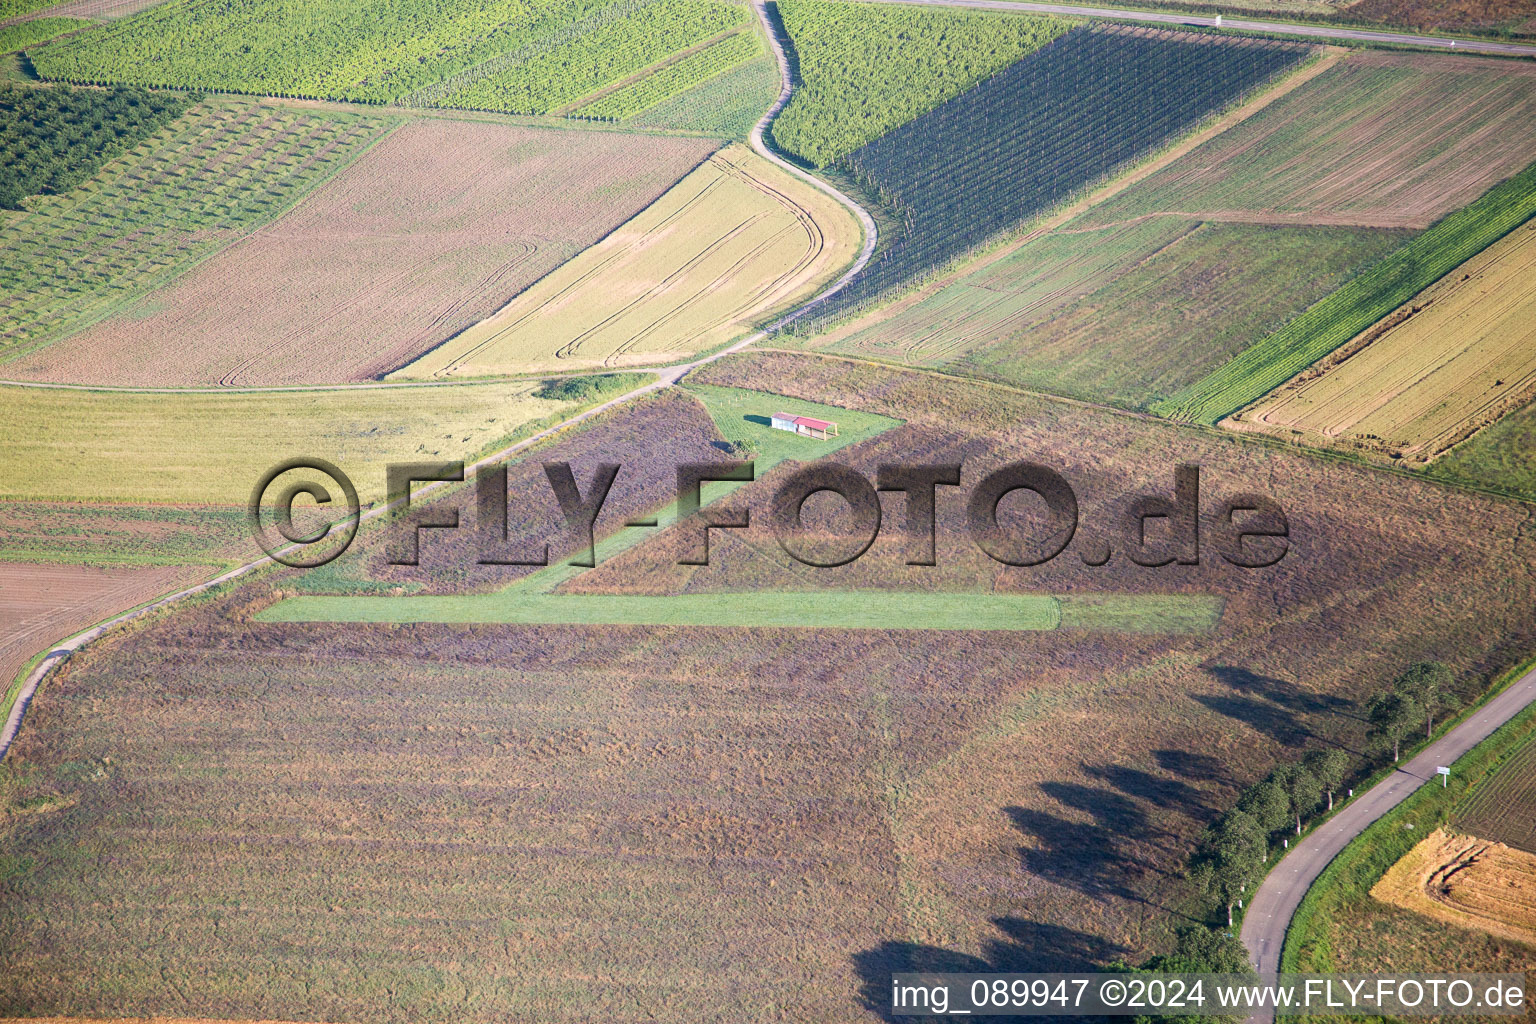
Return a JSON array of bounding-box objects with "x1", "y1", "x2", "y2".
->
[
  {"x1": 573, "y1": 27, "x2": 761, "y2": 121},
  {"x1": 771, "y1": 0, "x2": 1071, "y2": 167},
  {"x1": 426, "y1": 0, "x2": 748, "y2": 115},
  {"x1": 260, "y1": 590, "x2": 1071, "y2": 629},
  {"x1": 1157, "y1": 159, "x2": 1536, "y2": 425},
  {"x1": 627, "y1": 51, "x2": 779, "y2": 136},
  {"x1": 27, "y1": 0, "x2": 658, "y2": 103},
  {"x1": 0, "y1": 82, "x2": 192, "y2": 210},
  {"x1": 0, "y1": 98, "x2": 392, "y2": 361},
  {"x1": 0, "y1": 17, "x2": 91, "y2": 54}
]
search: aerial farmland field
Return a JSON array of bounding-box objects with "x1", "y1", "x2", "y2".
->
[
  {"x1": 0, "y1": 373, "x2": 647, "y2": 505},
  {"x1": 3, "y1": 0, "x2": 1536, "y2": 1021},
  {"x1": 7, "y1": 119, "x2": 716, "y2": 385},
  {"x1": 5, "y1": 353, "x2": 1536, "y2": 1020},
  {"x1": 1231, "y1": 220, "x2": 1536, "y2": 462},
  {"x1": 398, "y1": 145, "x2": 860, "y2": 378}
]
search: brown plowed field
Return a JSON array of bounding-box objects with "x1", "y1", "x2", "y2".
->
[
  {"x1": 8, "y1": 120, "x2": 715, "y2": 387},
  {"x1": 1080, "y1": 51, "x2": 1536, "y2": 230},
  {"x1": 1373, "y1": 829, "x2": 1536, "y2": 947},
  {"x1": 0, "y1": 562, "x2": 210, "y2": 688}
]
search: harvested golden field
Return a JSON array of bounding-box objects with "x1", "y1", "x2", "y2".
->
[
  {"x1": 0, "y1": 562, "x2": 208, "y2": 688},
  {"x1": 1231, "y1": 221, "x2": 1536, "y2": 461},
  {"x1": 1080, "y1": 51, "x2": 1536, "y2": 230},
  {"x1": 397, "y1": 145, "x2": 858, "y2": 379},
  {"x1": 6, "y1": 120, "x2": 716, "y2": 386},
  {"x1": 0, "y1": 374, "x2": 644, "y2": 505},
  {"x1": 1372, "y1": 829, "x2": 1536, "y2": 948}
]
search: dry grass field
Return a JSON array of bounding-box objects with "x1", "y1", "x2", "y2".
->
[
  {"x1": 3, "y1": 356, "x2": 1534, "y2": 1021},
  {"x1": 1372, "y1": 829, "x2": 1536, "y2": 948},
  {"x1": 0, "y1": 375, "x2": 644, "y2": 505},
  {"x1": 8, "y1": 120, "x2": 716, "y2": 386},
  {"x1": 1231, "y1": 220, "x2": 1536, "y2": 462},
  {"x1": 0, "y1": 561, "x2": 208, "y2": 689},
  {"x1": 1080, "y1": 51, "x2": 1536, "y2": 230},
  {"x1": 397, "y1": 145, "x2": 859, "y2": 379},
  {"x1": 1342, "y1": 0, "x2": 1536, "y2": 33}
]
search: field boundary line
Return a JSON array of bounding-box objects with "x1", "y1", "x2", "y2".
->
[
  {"x1": 801, "y1": 43, "x2": 1345, "y2": 350},
  {"x1": 0, "y1": 9, "x2": 873, "y2": 759}
]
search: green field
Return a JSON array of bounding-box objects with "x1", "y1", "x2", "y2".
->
[
  {"x1": 425, "y1": 0, "x2": 747, "y2": 115},
  {"x1": 627, "y1": 51, "x2": 779, "y2": 135},
  {"x1": 0, "y1": 98, "x2": 392, "y2": 360},
  {"x1": 0, "y1": 373, "x2": 650, "y2": 505},
  {"x1": 1, "y1": 82, "x2": 192, "y2": 209},
  {"x1": 573, "y1": 27, "x2": 760, "y2": 120},
  {"x1": 263, "y1": 590, "x2": 1064, "y2": 628},
  {"x1": 770, "y1": 0, "x2": 1071, "y2": 167},
  {"x1": 1157, "y1": 161, "x2": 1536, "y2": 424},
  {"x1": 0, "y1": 18, "x2": 91, "y2": 54},
  {"x1": 1426, "y1": 397, "x2": 1536, "y2": 503},
  {"x1": 26, "y1": 0, "x2": 644, "y2": 102},
  {"x1": 955, "y1": 222, "x2": 1404, "y2": 411}
]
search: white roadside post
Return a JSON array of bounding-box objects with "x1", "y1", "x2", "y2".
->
[{"x1": 1437, "y1": 766, "x2": 1451, "y2": 787}]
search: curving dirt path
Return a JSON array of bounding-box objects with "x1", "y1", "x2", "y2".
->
[{"x1": 0, "y1": 2, "x2": 876, "y2": 761}]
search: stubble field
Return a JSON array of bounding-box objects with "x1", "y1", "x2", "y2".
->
[
  {"x1": 9, "y1": 120, "x2": 716, "y2": 386},
  {"x1": 1230, "y1": 220, "x2": 1536, "y2": 462},
  {"x1": 3, "y1": 355, "x2": 1534, "y2": 1021},
  {"x1": 397, "y1": 145, "x2": 859, "y2": 379},
  {"x1": 1372, "y1": 829, "x2": 1536, "y2": 948},
  {"x1": 0, "y1": 373, "x2": 647, "y2": 505}
]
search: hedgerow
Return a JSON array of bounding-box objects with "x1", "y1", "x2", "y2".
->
[{"x1": 770, "y1": 0, "x2": 1071, "y2": 168}]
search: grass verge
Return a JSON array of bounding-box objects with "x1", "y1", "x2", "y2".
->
[{"x1": 1280, "y1": 658, "x2": 1536, "y2": 979}]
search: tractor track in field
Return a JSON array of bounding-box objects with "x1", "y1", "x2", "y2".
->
[{"x1": 0, "y1": 0, "x2": 879, "y2": 760}]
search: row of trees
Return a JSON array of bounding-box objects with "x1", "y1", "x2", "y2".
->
[{"x1": 1190, "y1": 662, "x2": 1460, "y2": 927}]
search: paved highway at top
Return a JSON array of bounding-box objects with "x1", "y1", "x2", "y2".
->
[{"x1": 860, "y1": 0, "x2": 1536, "y2": 57}]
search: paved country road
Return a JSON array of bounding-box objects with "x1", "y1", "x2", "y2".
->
[
  {"x1": 858, "y1": 0, "x2": 1536, "y2": 57},
  {"x1": 1239, "y1": 662, "x2": 1536, "y2": 1023}
]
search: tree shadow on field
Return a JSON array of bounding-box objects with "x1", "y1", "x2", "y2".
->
[
  {"x1": 1154, "y1": 748, "x2": 1228, "y2": 784},
  {"x1": 1084, "y1": 763, "x2": 1211, "y2": 819},
  {"x1": 853, "y1": 919, "x2": 1127, "y2": 1021},
  {"x1": 1005, "y1": 795, "x2": 1175, "y2": 908},
  {"x1": 1205, "y1": 665, "x2": 1358, "y2": 718},
  {"x1": 1191, "y1": 693, "x2": 1314, "y2": 748}
]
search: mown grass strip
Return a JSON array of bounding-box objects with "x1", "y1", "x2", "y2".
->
[
  {"x1": 1156, "y1": 160, "x2": 1536, "y2": 425},
  {"x1": 259, "y1": 590, "x2": 1063, "y2": 629}
]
